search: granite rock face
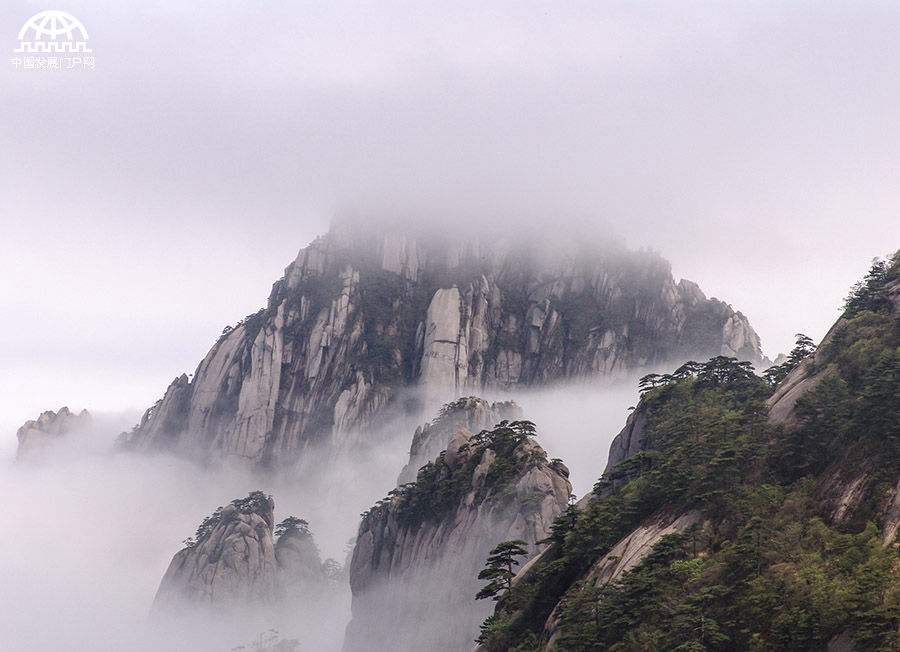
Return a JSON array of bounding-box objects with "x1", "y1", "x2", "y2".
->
[
  {"x1": 345, "y1": 414, "x2": 571, "y2": 652},
  {"x1": 121, "y1": 220, "x2": 764, "y2": 466},
  {"x1": 603, "y1": 405, "x2": 648, "y2": 477},
  {"x1": 16, "y1": 407, "x2": 91, "y2": 459},
  {"x1": 397, "y1": 396, "x2": 522, "y2": 484},
  {"x1": 153, "y1": 493, "x2": 329, "y2": 614}
]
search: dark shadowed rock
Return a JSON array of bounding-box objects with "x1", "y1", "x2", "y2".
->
[{"x1": 603, "y1": 405, "x2": 648, "y2": 475}]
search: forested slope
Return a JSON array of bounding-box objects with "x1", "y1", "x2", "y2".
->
[{"x1": 478, "y1": 253, "x2": 899, "y2": 651}]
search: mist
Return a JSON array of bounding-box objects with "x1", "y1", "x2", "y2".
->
[
  {"x1": 0, "y1": 374, "x2": 644, "y2": 651},
  {"x1": 3, "y1": 2, "x2": 899, "y2": 432},
  {"x1": 2, "y1": 2, "x2": 898, "y2": 650}
]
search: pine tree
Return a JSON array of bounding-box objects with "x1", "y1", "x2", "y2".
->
[
  {"x1": 542, "y1": 505, "x2": 580, "y2": 545},
  {"x1": 763, "y1": 333, "x2": 817, "y2": 388},
  {"x1": 475, "y1": 540, "x2": 529, "y2": 600},
  {"x1": 274, "y1": 516, "x2": 310, "y2": 538}
]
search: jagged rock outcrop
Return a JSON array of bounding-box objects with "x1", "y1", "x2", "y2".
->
[
  {"x1": 603, "y1": 405, "x2": 648, "y2": 476},
  {"x1": 153, "y1": 493, "x2": 329, "y2": 614},
  {"x1": 398, "y1": 396, "x2": 522, "y2": 484},
  {"x1": 121, "y1": 219, "x2": 765, "y2": 466},
  {"x1": 153, "y1": 492, "x2": 279, "y2": 611},
  {"x1": 345, "y1": 416, "x2": 571, "y2": 652},
  {"x1": 15, "y1": 406, "x2": 91, "y2": 458}
]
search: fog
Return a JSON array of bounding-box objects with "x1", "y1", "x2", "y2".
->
[
  {"x1": 0, "y1": 377, "x2": 641, "y2": 651},
  {"x1": 1, "y1": 2, "x2": 898, "y2": 650},
  {"x1": 3, "y1": 2, "x2": 899, "y2": 431}
]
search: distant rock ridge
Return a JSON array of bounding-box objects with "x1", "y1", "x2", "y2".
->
[
  {"x1": 344, "y1": 411, "x2": 571, "y2": 652},
  {"x1": 119, "y1": 219, "x2": 765, "y2": 466},
  {"x1": 16, "y1": 407, "x2": 91, "y2": 458}
]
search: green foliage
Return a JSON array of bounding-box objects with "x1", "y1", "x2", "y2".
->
[
  {"x1": 390, "y1": 420, "x2": 542, "y2": 528},
  {"x1": 843, "y1": 252, "x2": 900, "y2": 317},
  {"x1": 639, "y1": 356, "x2": 759, "y2": 396},
  {"x1": 771, "y1": 310, "x2": 898, "y2": 483},
  {"x1": 477, "y1": 361, "x2": 772, "y2": 650},
  {"x1": 541, "y1": 504, "x2": 580, "y2": 545},
  {"x1": 555, "y1": 498, "x2": 898, "y2": 652},
  {"x1": 476, "y1": 540, "x2": 529, "y2": 601},
  {"x1": 763, "y1": 333, "x2": 817, "y2": 388},
  {"x1": 274, "y1": 516, "x2": 310, "y2": 538},
  {"x1": 182, "y1": 491, "x2": 271, "y2": 548},
  {"x1": 477, "y1": 299, "x2": 899, "y2": 652}
]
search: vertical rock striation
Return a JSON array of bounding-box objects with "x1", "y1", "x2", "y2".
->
[{"x1": 120, "y1": 219, "x2": 764, "y2": 466}]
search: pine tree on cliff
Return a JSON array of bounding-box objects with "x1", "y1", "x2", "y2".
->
[
  {"x1": 763, "y1": 333, "x2": 817, "y2": 387},
  {"x1": 475, "y1": 540, "x2": 528, "y2": 601},
  {"x1": 274, "y1": 516, "x2": 310, "y2": 538},
  {"x1": 843, "y1": 253, "x2": 899, "y2": 315}
]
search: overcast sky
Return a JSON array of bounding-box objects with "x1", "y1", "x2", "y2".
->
[{"x1": 1, "y1": 1, "x2": 898, "y2": 437}]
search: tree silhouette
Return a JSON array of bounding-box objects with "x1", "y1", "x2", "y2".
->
[
  {"x1": 476, "y1": 540, "x2": 529, "y2": 601},
  {"x1": 274, "y1": 516, "x2": 310, "y2": 538},
  {"x1": 763, "y1": 333, "x2": 817, "y2": 388},
  {"x1": 843, "y1": 254, "x2": 898, "y2": 315}
]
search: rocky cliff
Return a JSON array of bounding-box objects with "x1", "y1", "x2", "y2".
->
[
  {"x1": 16, "y1": 406, "x2": 91, "y2": 459},
  {"x1": 344, "y1": 415, "x2": 571, "y2": 652},
  {"x1": 397, "y1": 396, "x2": 522, "y2": 484},
  {"x1": 153, "y1": 492, "x2": 330, "y2": 614},
  {"x1": 119, "y1": 219, "x2": 764, "y2": 466}
]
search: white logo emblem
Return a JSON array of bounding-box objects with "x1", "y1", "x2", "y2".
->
[{"x1": 15, "y1": 10, "x2": 91, "y2": 53}]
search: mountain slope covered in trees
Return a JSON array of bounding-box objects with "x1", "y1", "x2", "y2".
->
[{"x1": 477, "y1": 253, "x2": 899, "y2": 651}]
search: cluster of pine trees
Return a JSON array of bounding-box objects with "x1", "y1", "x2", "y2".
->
[
  {"x1": 474, "y1": 253, "x2": 899, "y2": 651},
  {"x1": 361, "y1": 420, "x2": 546, "y2": 529}
]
